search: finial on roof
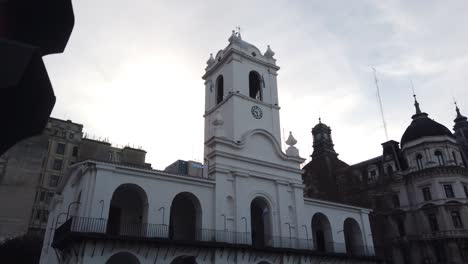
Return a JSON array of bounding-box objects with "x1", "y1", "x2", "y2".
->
[
  {"x1": 413, "y1": 94, "x2": 422, "y2": 114},
  {"x1": 264, "y1": 45, "x2": 275, "y2": 58},
  {"x1": 206, "y1": 53, "x2": 215, "y2": 66},
  {"x1": 455, "y1": 100, "x2": 462, "y2": 117},
  {"x1": 286, "y1": 131, "x2": 297, "y2": 146},
  {"x1": 285, "y1": 131, "x2": 299, "y2": 157},
  {"x1": 228, "y1": 30, "x2": 237, "y2": 43},
  {"x1": 318, "y1": 117, "x2": 321, "y2": 124},
  {"x1": 236, "y1": 26, "x2": 242, "y2": 39}
]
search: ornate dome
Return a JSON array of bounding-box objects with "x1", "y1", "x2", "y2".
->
[{"x1": 401, "y1": 97, "x2": 454, "y2": 146}]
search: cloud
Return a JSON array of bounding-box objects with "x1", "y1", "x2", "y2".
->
[{"x1": 43, "y1": 0, "x2": 468, "y2": 168}]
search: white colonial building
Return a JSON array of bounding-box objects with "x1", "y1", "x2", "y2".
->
[{"x1": 39, "y1": 32, "x2": 379, "y2": 264}]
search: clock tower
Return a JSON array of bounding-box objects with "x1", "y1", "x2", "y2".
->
[
  {"x1": 202, "y1": 30, "x2": 283, "y2": 146},
  {"x1": 201, "y1": 31, "x2": 306, "y2": 237}
]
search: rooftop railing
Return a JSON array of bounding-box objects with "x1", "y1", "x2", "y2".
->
[{"x1": 54, "y1": 217, "x2": 376, "y2": 257}]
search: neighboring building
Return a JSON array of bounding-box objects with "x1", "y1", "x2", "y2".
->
[
  {"x1": 40, "y1": 32, "x2": 380, "y2": 264},
  {"x1": 0, "y1": 118, "x2": 151, "y2": 240},
  {"x1": 0, "y1": 134, "x2": 48, "y2": 240},
  {"x1": 165, "y1": 160, "x2": 203, "y2": 177},
  {"x1": 28, "y1": 118, "x2": 84, "y2": 236},
  {"x1": 303, "y1": 97, "x2": 468, "y2": 263}
]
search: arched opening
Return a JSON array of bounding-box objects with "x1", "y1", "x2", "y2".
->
[
  {"x1": 250, "y1": 197, "x2": 272, "y2": 248},
  {"x1": 170, "y1": 255, "x2": 198, "y2": 264},
  {"x1": 169, "y1": 192, "x2": 202, "y2": 241},
  {"x1": 387, "y1": 165, "x2": 394, "y2": 176},
  {"x1": 216, "y1": 75, "x2": 224, "y2": 104},
  {"x1": 106, "y1": 184, "x2": 148, "y2": 236},
  {"x1": 249, "y1": 71, "x2": 262, "y2": 101},
  {"x1": 311, "y1": 213, "x2": 333, "y2": 252},
  {"x1": 106, "y1": 252, "x2": 140, "y2": 264},
  {"x1": 343, "y1": 218, "x2": 364, "y2": 255},
  {"x1": 435, "y1": 150, "x2": 445, "y2": 166},
  {"x1": 416, "y1": 153, "x2": 423, "y2": 170}
]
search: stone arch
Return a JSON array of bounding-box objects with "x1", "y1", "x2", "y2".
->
[
  {"x1": 250, "y1": 196, "x2": 273, "y2": 247},
  {"x1": 106, "y1": 184, "x2": 148, "y2": 236},
  {"x1": 106, "y1": 252, "x2": 140, "y2": 264},
  {"x1": 343, "y1": 218, "x2": 364, "y2": 255},
  {"x1": 216, "y1": 75, "x2": 224, "y2": 104},
  {"x1": 170, "y1": 255, "x2": 198, "y2": 264},
  {"x1": 169, "y1": 192, "x2": 202, "y2": 241},
  {"x1": 311, "y1": 213, "x2": 333, "y2": 252},
  {"x1": 249, "y1": 71, "x2": 262, "y2": 101}
]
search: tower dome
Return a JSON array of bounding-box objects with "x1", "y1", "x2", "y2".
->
[{"x1": 401, "y1": 96, "x2": 454, "y2": 146}]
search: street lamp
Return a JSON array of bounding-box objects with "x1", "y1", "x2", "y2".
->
[
  {"x1": 99, "y1": 200, "x2": 104, "y2": 219},
  {"x1": 158, "y1": 207, "x2": 165, "y2": 225},
  {"x1": 240, "y1": 217, "x2": 248, "y2": 233},
  {"x1": 221, "y1": 214, "x2": 227, "y2": 230},
  {"x1": 66, "y1": 201, "x2": 80, "y2": 220}
]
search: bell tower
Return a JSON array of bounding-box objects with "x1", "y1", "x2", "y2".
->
[{"x1": 202, "y1": 31, "x2": 281, "y2": 146}]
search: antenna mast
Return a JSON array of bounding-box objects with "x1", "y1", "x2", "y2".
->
[{"x1": 372, "y1": 67, "x2": 389, "y2": 140}]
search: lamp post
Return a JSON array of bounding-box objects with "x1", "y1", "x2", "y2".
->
[
  {"x1": 240, "y1": 217, "x2": 248, "y2": 233},
  {"x1": 66, "y1": 201, "x2": 80, "y2": 220},
  {"x1": 221, "y1": 214, "x2": 227, "y2": 230},
  {"x1": 158, "y1": 207, "x2": 165, "y2": 225},
  {"x1": 54, "y1": 212, "x2": 67, "y2": 229},
  {"x1": 99, "y1": 200, "x2": 104, "y2": 219},
  {"x1": 284, "y1": 223, "x2": 292, "y2": 239},
  {"x1": 302, "y1": 224, "x2": 309, "y2": 249}
]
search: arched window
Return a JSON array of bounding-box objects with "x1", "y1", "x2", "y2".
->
[
  {"x1": 249, "y1": 71, "x2": 262, "y2": 101},
  {"x1": 311, "y1": 213, "x2": 333, "y2": 252},
  {"x1": 416, "y1": 153, "x2": 423, "y2": 170},
  {"x1": 387, "y1": 165, "x2": 394, "y2": 176},
  {"x1": 169, "y1": 192, "x2": 202, "y2": 241},
  {"x1": 106, "y1": 252, "x2": 140, "y2": 264},
  {"x1": 452, "y1": 151, "x2": 458, "y2": 165},
  {"x1": 435, "y1": 150, "x2": 445, "y2": 166},
  {"x1": 170, "y1": 256, "x2": 198, "y2": 264},
  {"x1": 250, "y1": 197, "x2": 272, "y2": 247},
  {"x1": 106, "y1": 184, "x2": 148, "y2": 236},
  {"x1": 216, "y1": 75, "x2": 224, "y2": 104},
  {"x1": 343, "y1": 218, "x2": 364, "y2": 255}
]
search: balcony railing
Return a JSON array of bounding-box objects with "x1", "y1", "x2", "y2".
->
[
  {"x1": 393, "y1": 229, "x2": 468, "y2": 243},
  {"x1": 54, "y1": 217, "x2": 376, "y2": 257}
]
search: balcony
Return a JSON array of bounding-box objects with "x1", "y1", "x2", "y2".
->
[
  {"x1": 393, "y1": 229, "x2": 468, "y2": 243},
  {"x1": 53, "y1": 217, "x2": 376, "y2": 258}
]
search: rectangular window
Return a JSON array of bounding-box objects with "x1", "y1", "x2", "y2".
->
[
  {"x1": 72, "y1": 146, "x2": 78, "y2": 157},
  {"x1": 422, "y1": 187, "x2": 432, "y2": 201},
  {"x1": 428, "y1": 213, "x2": 439, "y2": 232},
  {"x1": 56, "y1": 143, "x2": 66, "y2": 155},
  {"x1": 392, "y1": 194, "x2": 400, "y2": 208},
  {"x1": 52, "y1": 159, "x2": 63, "y2": 171},
  {"x1": 42, "y1": 210, "x2": 49, "y2": 223},
  {"x1": 451, "y1": 211, "x2": 463, "y2": 228},
  {"x1": 464, "y1": 185, "x2": 468, "y2": 198},
  {"x1": 444, "y1": 184, "x2": 455, "y2": 198},
  {"x1": 49, "y1": 175, "x2": 59, "y2": 187},
  {"x1": 39, "y1": 191, "x2": 45, "y2": 202},
  {"x1": 45, "y1": 192, "x2": 54, "y2": 203},
  {"x1": 397, "y1": 219, "x2": 405, "y2": 236},
  {"x1": 35, "y1": 209, "x2": 41, "y2": 220}
]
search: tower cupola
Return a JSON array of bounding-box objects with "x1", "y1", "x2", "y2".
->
[{"x1": 311, "y1": 118, "x2": 337, "y2": 159}]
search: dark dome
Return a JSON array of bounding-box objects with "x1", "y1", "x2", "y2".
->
[{"x1": 401, "y1": 113, "x2": 454, "y2": 146}]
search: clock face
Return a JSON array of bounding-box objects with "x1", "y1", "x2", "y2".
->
[{"x1": 251, "y1": 106, "x2": 263, "y2": 119}]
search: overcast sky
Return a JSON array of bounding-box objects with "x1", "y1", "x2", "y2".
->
[{"x1": 44, "y1": 0, "x2": 468, "y2": 169}]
